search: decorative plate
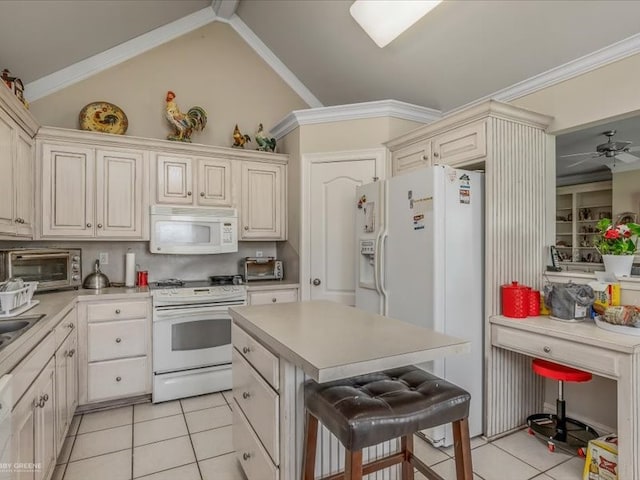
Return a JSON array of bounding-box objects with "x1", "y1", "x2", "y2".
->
[{"x1": 79, "y1": 101, "x2": 128, "y2": 135}]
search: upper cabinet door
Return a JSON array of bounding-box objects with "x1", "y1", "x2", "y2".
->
[
  {"x1": 41, "y1": 144, "x2": 95, "y2": 238},
  {"x1": 241, "y1": 162, "x2": 285, "y2": 240},
  {"x1": 392, "y1": 141, "x2": 431, "y2": 176},
  {"x1": 95, "y1": 149, "x2": 146, "y2": 238},
  {"x1": 14, "y1": 129, "x2": 34, "y2": 237},
  {"x1": 431, "y1": 120, "x2": 487, "y2": 167},
  {"x1": 156, "y1": 154, "x2": 193, "y2": 204},
  {"x1": 197, "y1": 157, "x2": 232, "y2": 207},
  {"x1": 0, "y1": 110, "x2": 14, "y2": 234}
]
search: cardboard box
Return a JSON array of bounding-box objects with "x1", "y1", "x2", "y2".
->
[{"x1": 582, "y1": 434, "x2": 618, "y2": 480}]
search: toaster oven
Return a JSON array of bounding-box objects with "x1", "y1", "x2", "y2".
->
[
  {"x1": 243, "y1": 257, "x2": 283, "y2": 281},
  {"x1": 0, "y1": 248, "x2": 82, "y2": 291}
]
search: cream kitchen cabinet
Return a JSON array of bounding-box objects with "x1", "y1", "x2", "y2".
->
[
  {"x1": 391, "y1": 141, "x2": 431, "y2": 176},
  {"x1": 54, "y1": 309, "x2": 78, "y2": 455},
  {"x1": 240, "y1": 162, "x2": 286, "y2": 240},
  {"x1": 154, "y1": 153, "x2": 233, "y2": 207},
  {"x1": 0, "y1": 106, "x2": 35, "y2": 238},
  {"x1": 39, "y1": 141, "x2": 147, "y2": 240},
  {"x1": 78, "y1": 298, "x2": 152, "y2": 405},
  {"x1": 247, "y1": 287, "x2": 298, "y2": 305}
]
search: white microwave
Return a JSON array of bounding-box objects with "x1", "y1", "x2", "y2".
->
[{"x1": 150, "y1": 206, "x2": 238, "y2": 254}]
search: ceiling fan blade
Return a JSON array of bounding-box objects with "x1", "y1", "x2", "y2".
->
[
  {"x1": 614, "y1": 151, "x2": 640, "y2": 163},
  {"x1": 558, "y1": 152, "x2": 598, "y2": 158},
  {"x1": 626, "y1": 145, "x2": 640, "y2": 152},
  {"x1": 567, "y1": 157, "x2": 599, "y2": 168}
]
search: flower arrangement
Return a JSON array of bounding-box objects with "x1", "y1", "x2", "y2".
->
[{"x1": 594, "y1": 218, "x2": 640, "y2": 255}]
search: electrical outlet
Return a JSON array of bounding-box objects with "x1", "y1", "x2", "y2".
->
[
  {"x1": 99, "y1": 252, "x2": 109, "y2": 265},
  {"x1": 256, "y1": 251, "x2": 263, "y2": 258}
]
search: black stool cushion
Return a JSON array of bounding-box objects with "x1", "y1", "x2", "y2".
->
[{"x1": 304, "y1": 365, "x2": 470, "y2": 451}]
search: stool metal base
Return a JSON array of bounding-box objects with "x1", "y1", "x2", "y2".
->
[{"x1": 527, "y1": 413, "x2": 599, "y2": 454}]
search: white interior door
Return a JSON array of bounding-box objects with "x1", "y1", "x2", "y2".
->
[{"x1": 309, "y1": 158, "x2": 378, "y2": 305}]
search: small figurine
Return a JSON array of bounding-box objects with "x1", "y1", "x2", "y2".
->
[
  {"x1": 255, "y1": 123, "x2": 276, "y2": 152},
  {"x1": 232, "y1": 124, "x2": 251, "y2": 148},
  {"x1": 164, "y1": 91, "x2": 207, "y2": 142}
]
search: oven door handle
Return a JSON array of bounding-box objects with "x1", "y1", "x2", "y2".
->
[
  {"x1": 154, "y1": 309, "x2": 232, "y2": 322},
  {"x1": 14, "y1": 253, "x2": 70, "y2": 260}
]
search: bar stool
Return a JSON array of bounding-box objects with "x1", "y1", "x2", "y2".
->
[
  {"x1": 302, "y1": 365, "x2": 473, "y2": 480},
  {"x1": 526, "y1": 358, "x2": 599, "y2": 454}
]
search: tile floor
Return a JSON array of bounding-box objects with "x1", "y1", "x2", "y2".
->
[{"x1": 52, "y1": 390, "x2": 586, "y2": 480}]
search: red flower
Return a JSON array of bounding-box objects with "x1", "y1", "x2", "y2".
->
[{"x1": 604, "y1": 229, "x2": 619, "y2": 239}]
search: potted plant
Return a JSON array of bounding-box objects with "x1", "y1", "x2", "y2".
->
[{"x1": 594, "y1": 218, "x2": 640, "y2": 276}]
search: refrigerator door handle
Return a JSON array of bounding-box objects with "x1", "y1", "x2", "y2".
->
[
  {"x1": 378, "y1": 230, "x2": 389, "y2": 313},
  {"x1": 373, "y1": 230, "x2": 382, "y2": 295}
]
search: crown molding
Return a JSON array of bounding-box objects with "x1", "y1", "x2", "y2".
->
[
  {"x1": 270, "y1": 99, "x2": 442, "y2": 139},
  {"x1": 221, "y1": 14, "x2": 322, "y2": 109},
  {"x1": 25, "y1": 7, "x2": 218, "y2": 101},
  {"x1": 0, "y1": 84, "x2": 40, "y2": 136},
  {"x1": 446, "y1": 32, "x2": 640, "y2": 117}
]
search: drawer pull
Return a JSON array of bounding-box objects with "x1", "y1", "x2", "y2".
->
[
  {"x1": 116, "y1": 376, "x2": 122, "y2": 382},
  {"x1": 115, "y1": 309, "x2": 121, "y2": 314},
  {"x1": 242, "y1": 346, "x2": 251, "y2": 354},
  {"x1": 43, "y1": 394, "x2": 49, "y2": 402},
  {"x1": 242, "y1": 453, "x2": 251, "y2": 461},
  {"x1": 66, "y1": 323, "x2": 75, "y2": 329},
  {"x1": 543, "y1": 346, "x2": 551, "y2": 353},
  {"x1": 115, "y1": 337, "x2": 122, "y2": 343},
  {"x1": 242, "y1": 392, "x2": 251, "y2": 400},
  {"x1": 272, "y1": 298, "x2": 277, "y2": 303},
  {"x1": 68, "y1": 349, "x2": 75, "y2": 357}
]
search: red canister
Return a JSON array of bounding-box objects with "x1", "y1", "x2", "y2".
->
[
  {"x1": 501, "y1": 281, "x2": 530, "y2": 318},
  {"x1": 528, "y1": 289, "x2": 540, "y2": 316}
]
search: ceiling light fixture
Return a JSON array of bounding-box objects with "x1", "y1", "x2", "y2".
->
[{"x1": 350, "y1": 0, "x2": 442, "y2": 48}]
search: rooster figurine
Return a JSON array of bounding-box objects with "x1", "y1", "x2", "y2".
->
[
  {"x1": 255, "y1": 123, "x2": 276, "y2": 152},
  {"x1": 232, "y1": 124, "x2": 251, "y2": 148},
  {"x1": 165, "y1": 91, "x2": 207, "y2": 142}
]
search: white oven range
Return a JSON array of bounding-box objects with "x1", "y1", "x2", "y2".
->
[{"x1": 151, "y1": 277, "x2": 246, "y2": 403}]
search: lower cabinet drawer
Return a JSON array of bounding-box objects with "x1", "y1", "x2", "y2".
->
[
  {"x1": 232, "y1": 324, "x2": 279, "y2": 390},
  {"x1": 87, "y1": 357, "x2": 148, "y2": 402},
  {"x1": 54, "y1": 308, "x2": 77, "y2": 350},
  {"x1": 87, "y1": 300, "x2": 148, "y2": 322},
  {"x1": 248, "y1": 289, "x2": 298, "y2": 305},
  {"x1": 491, "y1": 324, "x2": 620, "y2": 377},
  {"x1": 87, "y1": 319, "x2": 147, "y2": 361},
  {"x1": 233, "y1": 349, "x2": 279, "y2": 464},
  {"x1": 233, "y1": 400, "x2": 278, "y2": 480}
]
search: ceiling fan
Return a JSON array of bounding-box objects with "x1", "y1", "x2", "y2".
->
[{"x1": 559, "y1": 130, "x2": 640, "y2": 168}]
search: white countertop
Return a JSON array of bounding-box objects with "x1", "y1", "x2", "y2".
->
[
  {"x1": 230, "y1": 300, "x2": 470, "y2": 383},
  {"x1": 0, "y1": 287, "x2": 150, "y2": 376}
]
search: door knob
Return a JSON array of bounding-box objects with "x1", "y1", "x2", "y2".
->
[
  {"x1": 116, "y1": 376, "x2": 122, "y2": 382},
  {"x1": 312, "y1": 278, "x2": 321, "y2": 286},
  {"x1": 115, "y1": 337, "x2": 122, "y2": 343}
]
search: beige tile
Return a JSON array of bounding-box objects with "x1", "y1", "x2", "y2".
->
[
  {"x1": 441, "y1": 435, "x2": 487, "y2": 456},
  {"x1": 67, "y1": 415, "x2": 82, "y2": 436},
  {"x1": 463, "y1": 444, "x2": 540, "y2": 480},
  {"x1": 532, "y1": 475, "x2": 555, "y2": 479},
  {"x1": 134, "y1": 401, "x2": 182, "y2": 423},
  {"x1": 492, "y1": 429, "x2": 572, "y2": 471},
  {"x1": 134, "y1": 462, "x2": 200, "y2": 480},
  {"x1": 416, "y1": 460, "x2": 483, "y2": 480},
  {"x1": 77, "y1": 406, "x2": 132, "y2": 434},
  {"x1": 70, "y1": 424, "x2": 132, "y2": 461},
  {"x1": 190, "y1": 425, "x2": 233, "y2": 461},
  {"x1": 185, "y1": 405, "x2": 232, "y2": 434},
  {"x1": 64, "y1": 450, "x2": 132, "y2": 480},
  {"x1": 134, "y1": 414, "x2": 188, "y2": 447},
  {"x1": 56, "y1": 435, "x2": 74, "y2": 464},
  {"x1": 200, "y1": 452, "x2": 244, "y2": 480},
  {"x1": 133, "y1": 435, "x2": 195, "y2": 478},
  {"x1": 413, "y1": 434, "x2": 449, "y2": 466},
  {"x1": 51, "y1": 464, "x2": 65, "y2": 480},
  {"x1": 180, "y1": 392, "x2": 226, "y2": 413},
  {"x1": 545, "y1": 457, "x2": 585, "y2": 480}
]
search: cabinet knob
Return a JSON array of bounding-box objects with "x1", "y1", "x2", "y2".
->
[
  {"x1": 37, "y1": 397, "x2": 45, "y2": 408},
  {"x1": 244, "y1": 226, "x2": 249, "y2": 231},
  {"x1": 68, "y1": 349, "x2": 75, "y2": 357},
  {"x1": 272, "y1": 298, "x2": 277, "y2": 303},
  {"x1": 66, "y1": 323, "x2": 74, "y2": 329},
  {"x1": 543, "y1": 346, "x2": 551, "y2": 353},
  {"x1": 187, "y1": 191, "x2": 192, "y2": 196},
  {"x1": 43, "y1": 394, "x2": 49, "y2": 402},
  {"x1": 97, "y1": 223, "x2": 103, "y2": 228},
  {"x1": 242, "y1": 346, "x2": 251, "y2": 354},
  {"x1": 421, "y1": 155, "x2": 428, "y2": 161},
  {"x1": 200, "y1": 192, "x2": 205, "y2": 197},
  {"x1": 115, "y1": 337, "x2": 122, "y2": 343},
  {"x1": 115, "y1": 309, "x2": 121, "y2": 314},
  {"x1": 86, "y1": 223, "x2": 92, "y2": 228},
  {"x1": 242, "y1": 392, "x2": 251, "y2": 399},
  {"x1": 433, "y1": 152, "x2": 439, "y2": 158},
  {"x1": 242, "y1": 453, "x2": 251, "y2": 461},
  {"x1": 116, "y1": 376, "x2": 122, "y2": 382}
]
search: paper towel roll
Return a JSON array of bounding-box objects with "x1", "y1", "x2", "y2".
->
[{"x1": 125, "y1": 251, "x2": 136, "y2": 287}]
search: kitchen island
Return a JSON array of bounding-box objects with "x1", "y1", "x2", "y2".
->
[{"x1": 229, "y1": 300, "x2": 470, "y2": 480}]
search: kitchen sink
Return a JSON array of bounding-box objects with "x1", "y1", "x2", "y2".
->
[{"x1": 0, "y1": 314, "x2": 45, "y2": 352}]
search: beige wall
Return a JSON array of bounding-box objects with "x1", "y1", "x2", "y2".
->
[
  {"x1": 30, "y1": 22, "x2": 309, "y2": 147},
  {"x1": 613, "y1": 170, "x2": 640, "y2": 217}
]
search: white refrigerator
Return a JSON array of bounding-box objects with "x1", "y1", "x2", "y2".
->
[{"x1": 355, "y1": 165, "x2": 484, "y2": 446}]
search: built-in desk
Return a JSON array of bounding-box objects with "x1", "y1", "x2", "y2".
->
[{"x1": 490, "y1": 315, "x2": 640, "y2": 479}]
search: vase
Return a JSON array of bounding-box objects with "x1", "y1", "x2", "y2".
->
[{"x1": 602, "y1": 254, "x2": 634, "y2": 277}]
